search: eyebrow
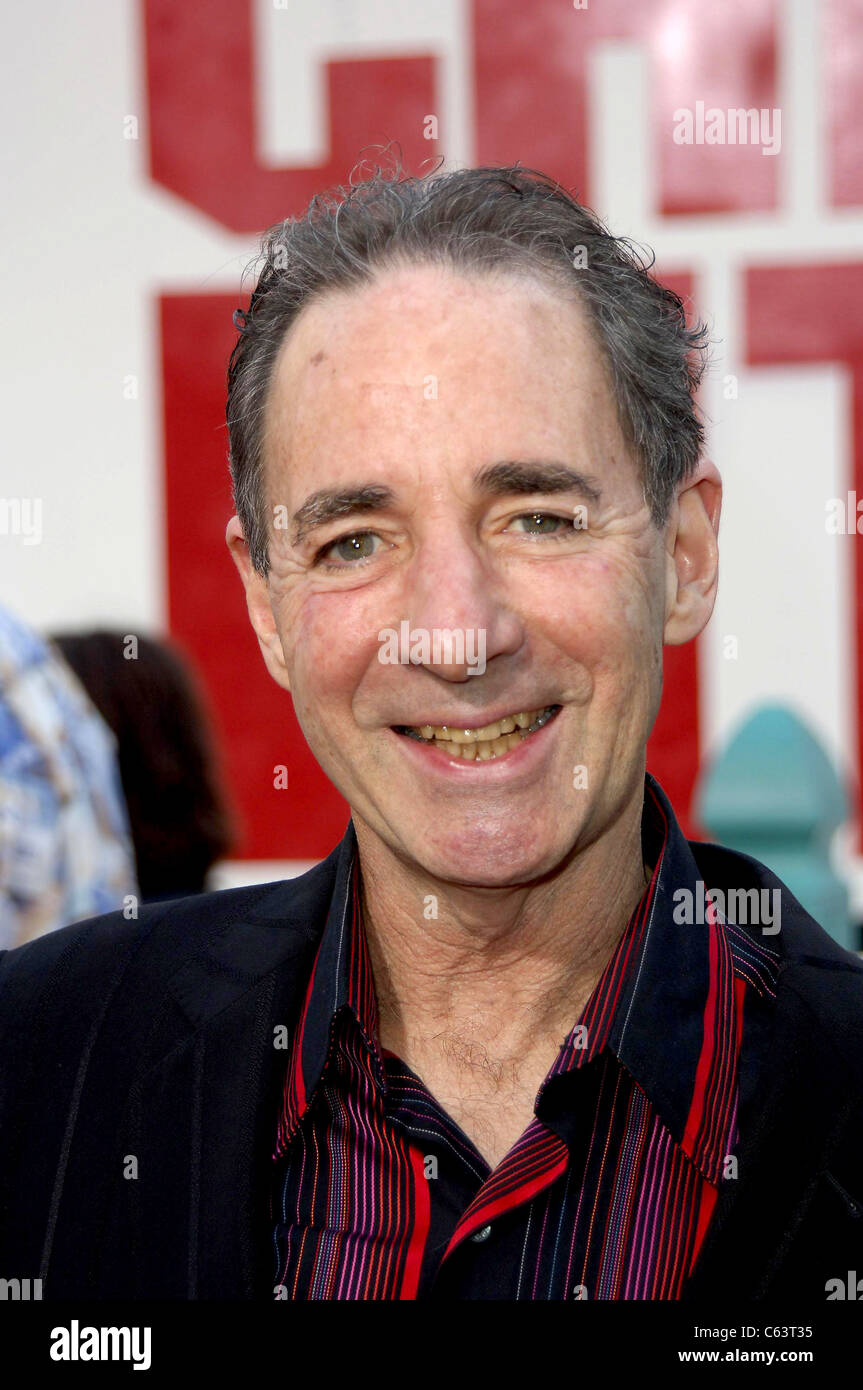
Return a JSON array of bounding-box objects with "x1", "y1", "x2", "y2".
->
[
  {"x1": 291, "y1": 485, "x2": 394, "y2": 546},
  {"x1": 473, "y1": 460, "x2": 603, "y2": 505},
  {"x1": 289, "y1": 460, "x2": 602, "y2": 546}
]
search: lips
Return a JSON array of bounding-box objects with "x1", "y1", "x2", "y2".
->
[{"x1": 393, "y1": 705, "x2": 560, "y2": 761}]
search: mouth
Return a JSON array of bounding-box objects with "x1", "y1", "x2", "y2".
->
[{"x1": 392, "y1": 705, "x2": 561, "y2": 761}]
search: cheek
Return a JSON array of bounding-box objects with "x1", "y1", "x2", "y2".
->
[
  {"x1": 621, "y1": 585, "x2": 659, "y2": 651},
  {"x1": 283, "y1": 590, "x2": 381, "y2": 713},
  {"x1": 534, "y1": 559, "x2": 652, "y2": 667}
]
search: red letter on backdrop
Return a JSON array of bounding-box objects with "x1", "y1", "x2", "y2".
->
[
  {"x1": 143, "y1": 0, "x2": 437, "y2": 231},
  {"x1": 143, "y1": 0, "x2": 781, "y2": 230}
]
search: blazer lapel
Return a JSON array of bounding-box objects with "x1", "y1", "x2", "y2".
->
[
  {"x1": 681, "y1": 964, "x2": 858, "y2": 1300},
  {"x1": 110, "y1": 834, "x2": 352, "y2": 1299}
]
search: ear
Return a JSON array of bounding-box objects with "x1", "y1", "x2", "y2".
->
[
  {"x1": 225, "y1": 515, "x2": 292, "y2": 692},
  {"x1": 663, "y1": 458, "x2": 722, "y2": 646}
]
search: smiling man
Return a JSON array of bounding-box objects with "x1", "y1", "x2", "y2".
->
[
  {"x1": 225, "y1": 242, "x2": 715, "y2": 1182},
  {"x1": 1, "y1": 164, "x2": 862, "y2": 1304}
]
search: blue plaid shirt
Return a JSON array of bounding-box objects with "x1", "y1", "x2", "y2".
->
[{"x1": 0, "y1": 608, "x2": 138, "y2": 947}]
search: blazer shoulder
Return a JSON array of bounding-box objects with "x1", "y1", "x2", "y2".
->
[
  {"x1": 0, "y1": 848, "x2": 342, "y2": 1021},
  {"x1": 690, "y1": 834, "x2": 862, "y2": 964},
  {"x1": 690, "y1": 835, "x2": 863, "y2": 1077}
]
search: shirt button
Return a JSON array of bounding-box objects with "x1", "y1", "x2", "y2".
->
[{"x1": 470, "y1": 1224, "x2": 492, "y2": 1242}]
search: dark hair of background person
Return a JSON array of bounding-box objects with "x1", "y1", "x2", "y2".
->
[{"x1": 51, "y1": 631, "x2": 235, "y2": 901}]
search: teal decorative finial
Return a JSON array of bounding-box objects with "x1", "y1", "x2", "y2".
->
[{"x1": 695, "y1": 704, "x2": 855, "y2": 951}]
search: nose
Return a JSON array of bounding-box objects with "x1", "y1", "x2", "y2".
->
[{"x1": 403, "y1": 524, "x2": 524, "y2": 681}]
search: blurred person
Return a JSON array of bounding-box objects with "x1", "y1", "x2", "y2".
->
[
  {"x1": 0, "y1": 606, "x2": 137, "y2": 948},
  {"x1": 51, "y1": 630, "x2": 235, "y2": 902},
  {"x1": 1, "y1": 163, "x2": 861, "y2": 1303}
]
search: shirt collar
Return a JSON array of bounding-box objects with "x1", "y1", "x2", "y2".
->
[
  {"x1": 275, "y1": 773, "x2": 747, "y2": 1184},
  {"x1": 538, "y1": 772, "x2": 746, "y2": 1182},
  {"x1": 273, "y1": 815, "x2": 377, "y2": 1156}
]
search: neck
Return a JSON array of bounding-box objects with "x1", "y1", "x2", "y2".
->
[{"x1": 353, "y1": 783, "x2": 651, "y2": 1069}]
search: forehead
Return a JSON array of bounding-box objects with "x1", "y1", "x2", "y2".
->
[{"x1": 261, "y1": 263, "x2": 632, "y2": 498}]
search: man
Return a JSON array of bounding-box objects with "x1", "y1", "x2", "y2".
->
[{"x1": 1, "y1": 164, "x2": 861, "y2": 1301}]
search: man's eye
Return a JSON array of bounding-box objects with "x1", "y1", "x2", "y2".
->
[
  {"x1": 508, "y1": 512, "x2": 570, "y2": 536},
  {"x1": 315, "y1": 531, "x2": 382, "y2": 567}
]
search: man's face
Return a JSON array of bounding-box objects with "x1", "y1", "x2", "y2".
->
[{"x1": 246, "y1": 264, "x2": 675, "y2": 887}]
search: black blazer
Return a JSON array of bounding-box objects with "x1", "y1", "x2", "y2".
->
[{"x1": 1, "y1": 822, "x2": 862, "y2": 1301}]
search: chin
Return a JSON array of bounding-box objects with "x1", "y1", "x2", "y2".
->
[{"x1": 406, "y1": 822, "x2": 565, "y2": 889}]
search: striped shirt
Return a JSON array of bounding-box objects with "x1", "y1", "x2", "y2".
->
[{"x1": 271, "y1": 772, "x2": 780, "y2": 1299}]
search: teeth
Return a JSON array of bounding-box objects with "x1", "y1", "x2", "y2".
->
[
  {"x1": 401, "y1": 706, "x2": 557, "y2": 761},
  {"x1": 435, "y1": 725, "x2": 485, "y2": 744},
  {"x1": 429, "y1": 708, "x2": 544, "y2": 744}
]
